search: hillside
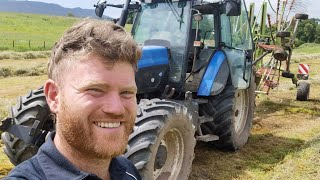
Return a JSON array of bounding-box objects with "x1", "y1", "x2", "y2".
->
[{"x1": 0, "y1": 0, "x2": 96, "y2": 18}]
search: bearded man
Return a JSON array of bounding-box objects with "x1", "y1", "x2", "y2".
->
[{"x1": 4, "y1": 18, "x2": 142, "y2": 180}]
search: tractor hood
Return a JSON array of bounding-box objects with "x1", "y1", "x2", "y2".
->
[
  {"x1": 136, "y1": 46, "x2": 170, "y2": 94},
  {"x1": 138, "y1": 46, "x2": 169, "y2": 69}
]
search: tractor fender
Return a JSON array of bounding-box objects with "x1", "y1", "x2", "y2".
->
[{"x1": 198, "y1": 50, "x2": 229, "y2": 96}]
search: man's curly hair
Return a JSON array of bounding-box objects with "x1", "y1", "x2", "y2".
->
[{"x1": 48, "y1": 18, "x2": 141, "y2": 83}]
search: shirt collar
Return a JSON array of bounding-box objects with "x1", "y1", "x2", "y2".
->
[{"x1": 37, "y1": 132, "x2": 128, "y2": 180}]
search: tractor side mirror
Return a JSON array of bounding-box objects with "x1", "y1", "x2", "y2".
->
[
  {"x1": 193, "y1": 13, "x2": 203, "y2": 22},
  {"x1": 225, "y1": 0, "x2": 241, "y2": 16},
  {"x1": 94, "y1": 0, "x2": 107, "y2": 18}
]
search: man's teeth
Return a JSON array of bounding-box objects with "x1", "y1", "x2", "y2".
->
[{"x1": 95, "y1": 122, "x2": 121, "y2": 128}]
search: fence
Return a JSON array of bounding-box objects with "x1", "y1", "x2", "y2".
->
[{"x1": 0, "y1": 39, "x2": 55, "y2": 51}]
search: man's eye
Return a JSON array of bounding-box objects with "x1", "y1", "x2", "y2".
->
[
  {"x1": 87, "y1": 88, "x2": 103, "y2": 92},
  {"x1": 121, "y1": 91, "x2": 136, "y2": 98},
  {"x1": 86, "y1": 88, "x2": 104, "y2": 96}
]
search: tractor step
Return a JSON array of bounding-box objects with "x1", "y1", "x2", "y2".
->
[{"x1": 196, "y1": 134, "x2": 219, "y2": 142}]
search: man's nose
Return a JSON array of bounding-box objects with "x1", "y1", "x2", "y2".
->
[{"x1": 101, "y1": 93, "x2": 125, "y2": 116}]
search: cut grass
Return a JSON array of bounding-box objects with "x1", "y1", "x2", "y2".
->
[
  {"x1": 190, "y1": 54, "x2": 320, "y2": 179},
  {"x1": 267, "y1": 136, "x2": 320, "y2": 180},
  {"x1": 0, "y1": 142, "x2": 13, "y2": 178},
  {"x1": 0, "y1": 58, "x2": 48, "y2": 77},
  {"x1": 0, "y1": 51, "x2": 50, "y2": 60}
]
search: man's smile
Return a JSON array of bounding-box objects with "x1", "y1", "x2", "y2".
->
[{"x1": 94, "y1": 122, "x2": 121, "y2": 128}]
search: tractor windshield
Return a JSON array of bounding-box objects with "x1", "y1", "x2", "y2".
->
[
  {"x1": 132, "y1": 1, "x2": 192, "y2": 85},
  {"x1": 132, "y1": 2, "x2": 191, "y2": 47}
]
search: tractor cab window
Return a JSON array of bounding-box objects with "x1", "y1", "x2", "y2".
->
[
  {"x1": 191, "y1": 14, "x2": 215, "y2": 48},
  {"x1": 220, "y1": 0, "x2": 253, "y2": 89},
  {"x1": 132, "y1": 1, "x2": 192, "y2": 86},
  {"x1": 132, "y1": 2, "x2": 190, "y2": 48},
  {"x1": 220, "y1": 2, "x2": 253, "y2": 50}
]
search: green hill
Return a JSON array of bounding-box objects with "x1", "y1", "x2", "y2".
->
[{"x1": 0, "y1": 12, "x2": 80, "y2": 51}]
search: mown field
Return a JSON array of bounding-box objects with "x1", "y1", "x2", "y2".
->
[
  {"x1": 190, "y1": 46, "x2": 320, "y2": 179},
  {"x1": 1, "y1": 46, "x2": 320, "y2": 179}
]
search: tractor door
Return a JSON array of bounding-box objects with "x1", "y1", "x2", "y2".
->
[{"x1": 220, "y1": 0, "x2": 254, "y2": 89}]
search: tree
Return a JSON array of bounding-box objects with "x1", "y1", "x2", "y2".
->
[
  {"x1": 126, "y1": 11, "x2": 135, "y2": 24},
  {"x1": 296, "y1": 18, "x2": 319, "y2": 44},
  {"x1": 316, "y1": 25, "x2": 320, "y2": 43}
]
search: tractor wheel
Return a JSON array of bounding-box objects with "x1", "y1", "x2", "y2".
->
[
  {"x1": 125, "y1": 99, "x2": 196, "y2": 180},
  {"x1": 276, "y1": 31, "x2": 291, "y2": 38},
  {"x1": 1, "y1": 87, "x2": 53, "y2": 165},
  {"x1": 296, "y1": 81, "x2": 310, "y2": 101},
  {"x1": 273, "y1": 48, "x2": 288, "y2": 61},
  {"x1": 200, "y1": 76, "x2": 255, "y2": 150},
  {"x1": 295, "y1": 13, "x2": 308, "y2": 20}
]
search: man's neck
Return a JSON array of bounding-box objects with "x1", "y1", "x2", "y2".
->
[{"x1": 54, "y1": 133, "x2": 111, "y2": 180}]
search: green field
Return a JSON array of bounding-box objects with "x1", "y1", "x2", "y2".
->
[
  {"x1": 0, "y1": 12, "x2": 132, "y2": 52},
  {"x1": 294, "y1": 43, "x2": 320, "y2": 54},
  {"x1": 0, "y1": 12, "x2": 80, "y2": 51}
]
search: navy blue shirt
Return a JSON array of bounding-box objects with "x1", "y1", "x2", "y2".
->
[{"x1": 4, "y1": 132, "x2": 141, "y2": 180}]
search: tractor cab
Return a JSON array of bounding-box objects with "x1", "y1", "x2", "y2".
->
[{"x1": 121, "y1": 0, "x2": 253, "y2": 98}]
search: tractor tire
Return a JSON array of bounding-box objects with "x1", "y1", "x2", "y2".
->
[
  {"x1": 199, "y1": 76, "x2": 255, "y2": 151},
  {"x1": 296, "y1": 81, "x2": 310, "y2": 101},
  {"x1": 276, "y1": 31, "x2": 291, "y2": 38},
  {"x1": 125, "y1": 99, "x2": 196, "y2": 180},
  {"x1": 1, "y1": 87, "x2": 53, "y2": 165},
  {"x1": 295, "y1": 13, "x2": 308, "y2": 20}
]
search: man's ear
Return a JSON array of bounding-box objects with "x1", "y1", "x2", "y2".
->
[{"x1": 44, "y1": 79, "x2": 59, "y2": 113}]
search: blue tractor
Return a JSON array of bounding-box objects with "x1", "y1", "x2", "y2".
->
[{"x1": 1, "y1": 0, "x2": 256, "y2": 179}]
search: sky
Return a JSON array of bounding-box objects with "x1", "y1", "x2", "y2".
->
[
  {"x1": 29, "y1": 0, "x2": 122, "y2": 18},
  {"x1": 30, "y1": 0, "x2": 319, "y2": 19}
]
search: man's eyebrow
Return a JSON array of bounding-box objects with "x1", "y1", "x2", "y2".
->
[
  {"x1": 77, "y1": 82, "x2": 110, "y2": 90},
  {"x1": 123, "y1": 86, "x2": 138, "y2": 92},
  {"x1": 79, "y1": 82, "x2": 137, "y2": 91}
]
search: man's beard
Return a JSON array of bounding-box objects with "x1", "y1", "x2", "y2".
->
[{"x1": 56, "y1": 97, "x2": 135, "y2": 159}]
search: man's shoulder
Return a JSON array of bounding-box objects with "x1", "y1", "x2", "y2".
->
[
  {"x1": 4, "y1": 157, "x2": 44, "y2": 180},
  {"x1": 113, "y1": 156, "x2": 136, "y2": 171},
  {"x1": 111, "y1": 156, "x2": 141, "y2": 180},
  {"x1": 113, "y1": 156, "x2": 132, "y2": 165}
]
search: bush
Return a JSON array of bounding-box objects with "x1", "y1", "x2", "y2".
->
[{"x1": 294, "y1": 39, "x2": 304, "y2": 47}]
